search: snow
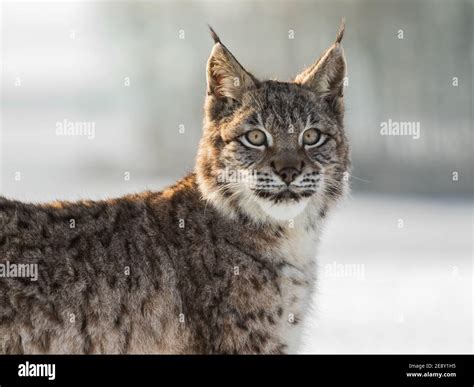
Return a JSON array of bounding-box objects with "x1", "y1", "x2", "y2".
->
[{"x1": 300, "y1": 194, "x2": 473, "y2": 353}]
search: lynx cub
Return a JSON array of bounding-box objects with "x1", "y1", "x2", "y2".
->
[{"x1": 0, "y1": 22, "x2": 350, "y2": 354}]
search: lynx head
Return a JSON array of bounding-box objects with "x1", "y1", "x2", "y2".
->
[{"x1": 196, "y1": 22, "x2": 350, "y2": 224}]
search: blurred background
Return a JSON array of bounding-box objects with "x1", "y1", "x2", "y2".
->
[{"x1": 1, "y1": 0, "x2": 472, "y2": 353}]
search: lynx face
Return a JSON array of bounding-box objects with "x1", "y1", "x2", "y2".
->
[{"x1": 197, "y1": 24, "x2": 350, "y2": 222}]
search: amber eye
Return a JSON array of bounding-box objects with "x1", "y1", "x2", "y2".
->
[
  {"x1": 244, "y1": 129, "x2": 267, "y2": 147},
  {"x1": 302, "y1": 128, "x2": 320, "y2": 146}
]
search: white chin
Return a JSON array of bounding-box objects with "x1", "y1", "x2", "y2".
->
[{"x1": 256, "y1": 197, "x2": 309, "y2": 221}]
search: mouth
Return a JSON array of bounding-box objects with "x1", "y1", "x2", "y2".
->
[
  {"x1": 252, "y1": 188, "x2": 312, "y2": 220},
  {"x1": 253, "y1": 187, "x2": 315, "y2": 204}
]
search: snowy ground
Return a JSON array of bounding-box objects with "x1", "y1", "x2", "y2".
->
[
  {"x1": 1, "y1": 175, "x2": 472, "y2": 353},
  {"x1": 300, "y1": 194, "x2": 473, "y2": 354}
]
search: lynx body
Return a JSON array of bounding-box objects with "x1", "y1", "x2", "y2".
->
[{"x1": 0, "y1": 23, "x2": 349, "y2": 354}]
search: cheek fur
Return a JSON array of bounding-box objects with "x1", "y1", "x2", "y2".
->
[
  {"x1": 305, "y1": 139, "x2": 338, "y2": 165},
  {"x1": 221, "y1": 142, "x2": 264, "y2": 169}
]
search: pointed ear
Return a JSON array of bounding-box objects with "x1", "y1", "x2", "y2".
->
[
  {"x1": 206, "y1": 27, "x2": 258, "y2": 101},
  {"x1": 294, "y1": 21, "x2": 346, "y2": 106}
]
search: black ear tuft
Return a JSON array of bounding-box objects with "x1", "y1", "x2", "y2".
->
[
  {"x1": 208, "y1": 25, "x2": 221, "y2": 44},
  {"x1": 335, "y1": 18, "x2": 345, "y2": 44}
]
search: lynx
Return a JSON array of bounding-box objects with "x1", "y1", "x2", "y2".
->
[{"x1": 0, "y1": 22, "x2": 350, "y2": 354}]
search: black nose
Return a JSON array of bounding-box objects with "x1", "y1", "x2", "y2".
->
[{"x1": 277, "y1": 167, "x2": 301, "y2": 185}]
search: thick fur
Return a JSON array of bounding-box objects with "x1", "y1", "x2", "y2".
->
[{"x1": 0, "y1": 22, "x2": 350, "y2": 354}]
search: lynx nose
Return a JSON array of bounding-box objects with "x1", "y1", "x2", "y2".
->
[
  {"x1": 271, "y1": 159, "x2": 304, "y2": 186},
  {"x1": 277, "y1": 167, "x2": 301, "y2": 185}
]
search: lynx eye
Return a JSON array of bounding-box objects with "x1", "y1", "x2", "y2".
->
[
  {"x1": 302, "y1": 128, "x2": 320, "y2": 145},
  {"x1": 302, "y1": 128, "x2": 325, "y2": 147},
  {"x1": 242, "y1": 129, "x2": 267, "y2": 148}
]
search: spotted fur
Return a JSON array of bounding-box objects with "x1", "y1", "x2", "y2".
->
[{"x1": 0, "y1": 22, "x2": 350, "y2": 354}]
